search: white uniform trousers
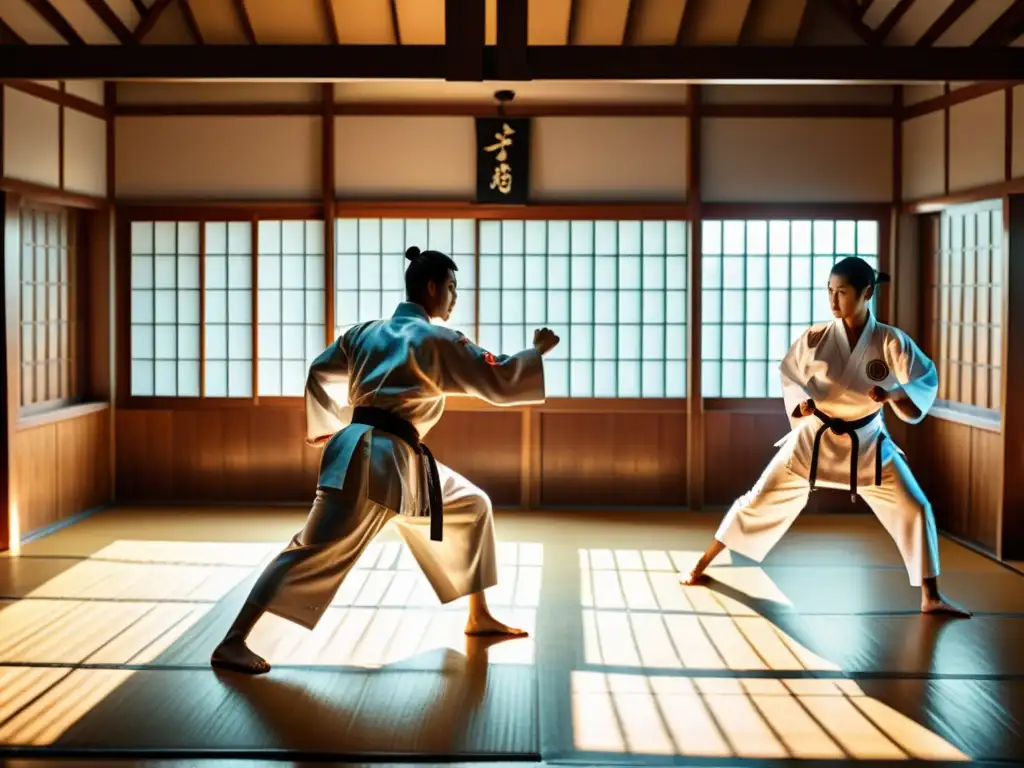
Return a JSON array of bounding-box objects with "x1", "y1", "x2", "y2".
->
[
  {"x1": 715, "y1": 449, "x2": 941, "y2": 587},
  {"x1": 248, "y1": 455, "x2": 498, "y2": 631}
]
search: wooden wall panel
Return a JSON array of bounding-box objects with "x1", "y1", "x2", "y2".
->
[
  {"x1": 948, "y1": 92, "x2": 1005, "y2": 193},
  {"x1": 902, "y1": 419, "x2": 1002, "y2": 555},
  {"x1": 901, "y1": 113, "x2": 945, "y2": 202},
  {"x1": 63, "y1": 110, "x2": 107, "y2": 198},
  {"x1": 539, "y1": 412, "x2": 686, "y2": 507},
  {"x1": 64, "y1": 80, "x2": 105, "y2": 106},
  {"x1": 115, "y1": 405, "x2": 523, "y2": 507},
  {"x1": 12, "y1": 408, "x2": 111, "y2": 537},
  {"x1": 334, "y1": 116, "x2": 475, "y2": 200},
  {"x1": 115, "y1": 117, "x2": 322, "y2": 200},
  {"x1": 702, "y1": 85, "x2": 893, "y2": 105},
  {"x1": 703, "y1": 410, "x2": 787, "y2": 506},
  {"x1": 530, "y1": 117, "x2": 689, "y2": 202},
  {"x1": 701, "y1": 118, "x2": 892, "y2": 203},
  {"x1": 2, "y1": 87, "x2": 60, "y2": 188}
]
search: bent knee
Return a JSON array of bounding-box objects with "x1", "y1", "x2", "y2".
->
[{"x1": 468, "y1": 490, "x2": 493, "y2": 522}]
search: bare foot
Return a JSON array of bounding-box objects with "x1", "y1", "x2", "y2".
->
[
  {"x1": 211, "y1": 638, "x2": 272, "y2": 674},
  {"x1": 465, "y1": 615, "x2": 529, "y2": 637},
  {"x1": 921, "y1": 597, "x2": 971, "y2": 618},
  {"x1": 679, "y1": 568, "x2": 709, "y2": 586}
]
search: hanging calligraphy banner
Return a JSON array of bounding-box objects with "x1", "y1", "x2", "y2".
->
[{"x1": 475, "y1": 117, "x2": 530, "y2": 205}]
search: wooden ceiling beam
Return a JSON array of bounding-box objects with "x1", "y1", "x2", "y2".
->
[
  {"x1": 444, "y1": 0, "x2": 485, "y2": 81},
  {"x1": 857, "y1": 0, "x2": 875, "y2": 20},
  {"x1": 130, "y1": 0, "x2": 146, "y2": 17},
  {"x1": 974, "y1": 0, "x2": 1024, "y2": 47},
  {"x1": 4, "y1": 44, "x2": 1024, "y2": 81},
  {"x1": 916, "y1": 0, "x2": 973, "y2": 47},
  {"x1": 133, "y1": 0, "x2": 176, "y2": 42},
  {"x1": 874, "y1": 0, "x2": 915, "y2": 44},
  {"x1": 496, "y1": 0, "x2": 528, "y2": 79},
  {"x1": 24, "y1": 0, "x2": 84, "y2": 44},
  {"x1": 84, "y1": 0, "x2": 134, "y2": 44}
]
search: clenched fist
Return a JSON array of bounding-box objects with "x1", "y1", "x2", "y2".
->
[
  {"x1": 868, "y1": 385, "x2": 889, "y2": 403},
  {"x1": 533, "y1": 327, "x2": 560, "y2": 355}
]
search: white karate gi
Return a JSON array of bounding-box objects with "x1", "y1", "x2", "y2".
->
[
  {"x1": 251, "y1": 301, "x2": 546, "y2": 630},
  {"x1": 715, "y1": 313, "x2": 941, "y2": 586}
]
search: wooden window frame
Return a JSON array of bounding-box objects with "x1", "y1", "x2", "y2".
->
[
  {"x1": 17, "y1": 200, "x2": 89, "y2": 418},
  {"x1": 116, "y1": 201, "x2": 890, "y2": 414},
  {"x1": 919, "y1": 199, "x2": 1003, "y2": 427}
]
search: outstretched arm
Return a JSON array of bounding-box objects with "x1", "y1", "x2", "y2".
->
[
  {"x1": 435, "y1": 330, "x2": 549, "y2": 406},
  {"x1": 305, "y1": 333, "x2": 352, "y2": 445}
]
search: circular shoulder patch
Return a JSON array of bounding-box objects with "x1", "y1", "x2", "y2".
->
[{"x1": 866, "y1": 358, "x2": 890, "y2": 382}]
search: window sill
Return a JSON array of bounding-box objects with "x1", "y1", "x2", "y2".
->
[
  {"x1": 18, "y1": 401, "x2": 110, "y2": 430},
  {"x1": 928, "y1": 400, "x2": 1001, "y2": 433}
]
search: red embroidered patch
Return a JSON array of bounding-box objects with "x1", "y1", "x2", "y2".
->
[{"x1": 483, "y1": 351, "x2": 499, "y2": 366}]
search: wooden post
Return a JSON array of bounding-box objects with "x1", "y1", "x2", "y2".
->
[
  {"x1": 1, "y1": 193, "x2": 20, "y2": 552},
  {"x1": 999, "y1": 194, "x2": 1024, "y2": 560},
  {"x1": 686, "y1": 84, "x2": 703, "y2": 510}
]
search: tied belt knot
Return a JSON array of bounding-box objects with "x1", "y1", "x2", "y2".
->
[
  {"x1": 351, "y1": 406, "x2": 443, "y2": 542},
  {"x1": 807, "y1": 405, "x2": 885, "y2": 502}
]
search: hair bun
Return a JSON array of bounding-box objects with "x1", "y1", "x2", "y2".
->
[
  {"x1": 875, "y1": 270, "x2": 892, "y2": 285},
  {"x1": 405, "y1": 246, "x2": 421, "y2": 261}
]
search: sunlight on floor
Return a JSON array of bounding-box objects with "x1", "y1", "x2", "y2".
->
[
  {"x1": 248, "y1": 540, "x2": 541, "y2": 667},
  {"x1": 0, "y1": 537, "x2": 542, "y2": 745},
  {"x1": 572, "y1": 547, "x2": 971, "y2": 762}
]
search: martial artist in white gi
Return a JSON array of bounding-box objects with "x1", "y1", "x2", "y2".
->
[
  {"x1": 682, "y1": 256, "x2": 969, "y2": 617},
  {"x1": 212, "y1": 245, "x2": 560, "y2": 674}
]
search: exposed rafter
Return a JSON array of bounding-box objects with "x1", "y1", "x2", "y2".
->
[
  {"x1": 232, "y1": 0, "x2": 256, "y2": 44},
  {"x1": 4, "y1": 44, "x2": 1023, "y2": 81},
  {"x1": 738, "y1": 0, "x2": 763, "y2": 45},
  {"x1": 567, "y1": 0, "x2": 580, "y2": 45},
  {"x1": 974, "y1": 0, "x2": 1024, "y2": 48},
  {"x1": 675, "y1": 0, "x2": 700, "y2": 45},
  {"x1": 388, "y1": 0, "x2": 401, "y2": 44},
  {"x1": 24, "y1": 0, "x2": 83, "y2": 44},
  {"x1": 874, "y1": 0, "x2": 916, "y2": 44},
  {"x1": 916, "y1": 0, "x2": 973, "y2": 47},
  {"x1": 0, "y1": 17, "x2": 26, "y2": 44},
  {"x1": 179, "y1": 0, "x2": 204, "y2": 44},
  {"x1": 320, "y1": 0, "x2": 339, "y2": 44},
  {"x1": 826, "y1": 0, "x2": 876, "y2": 45},
  {"x1": 84, "y1": 0, "x2": 134, "y2": 44},
  {"x1": 622, "y1": 0, "x2": 641, "y2": 45},
  {"x1": 133, "y1": 0, "x2": 176, "y2": 43}
]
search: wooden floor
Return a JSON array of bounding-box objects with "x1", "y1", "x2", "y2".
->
[{"x1": 2, "y1": 505, "x2": 1024, "y2": 766}]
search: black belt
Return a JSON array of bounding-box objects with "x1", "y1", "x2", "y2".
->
[
  {"x1": 351, "y1": 406, "x2": 443, "y2": 542},
  {"x1": 807, "y1": 405, "x2": 885, "y2": 502}
]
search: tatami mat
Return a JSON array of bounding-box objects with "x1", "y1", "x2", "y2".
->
[{"x1": 0, "y1": 505, "x2": 1022, "y2": 764}]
